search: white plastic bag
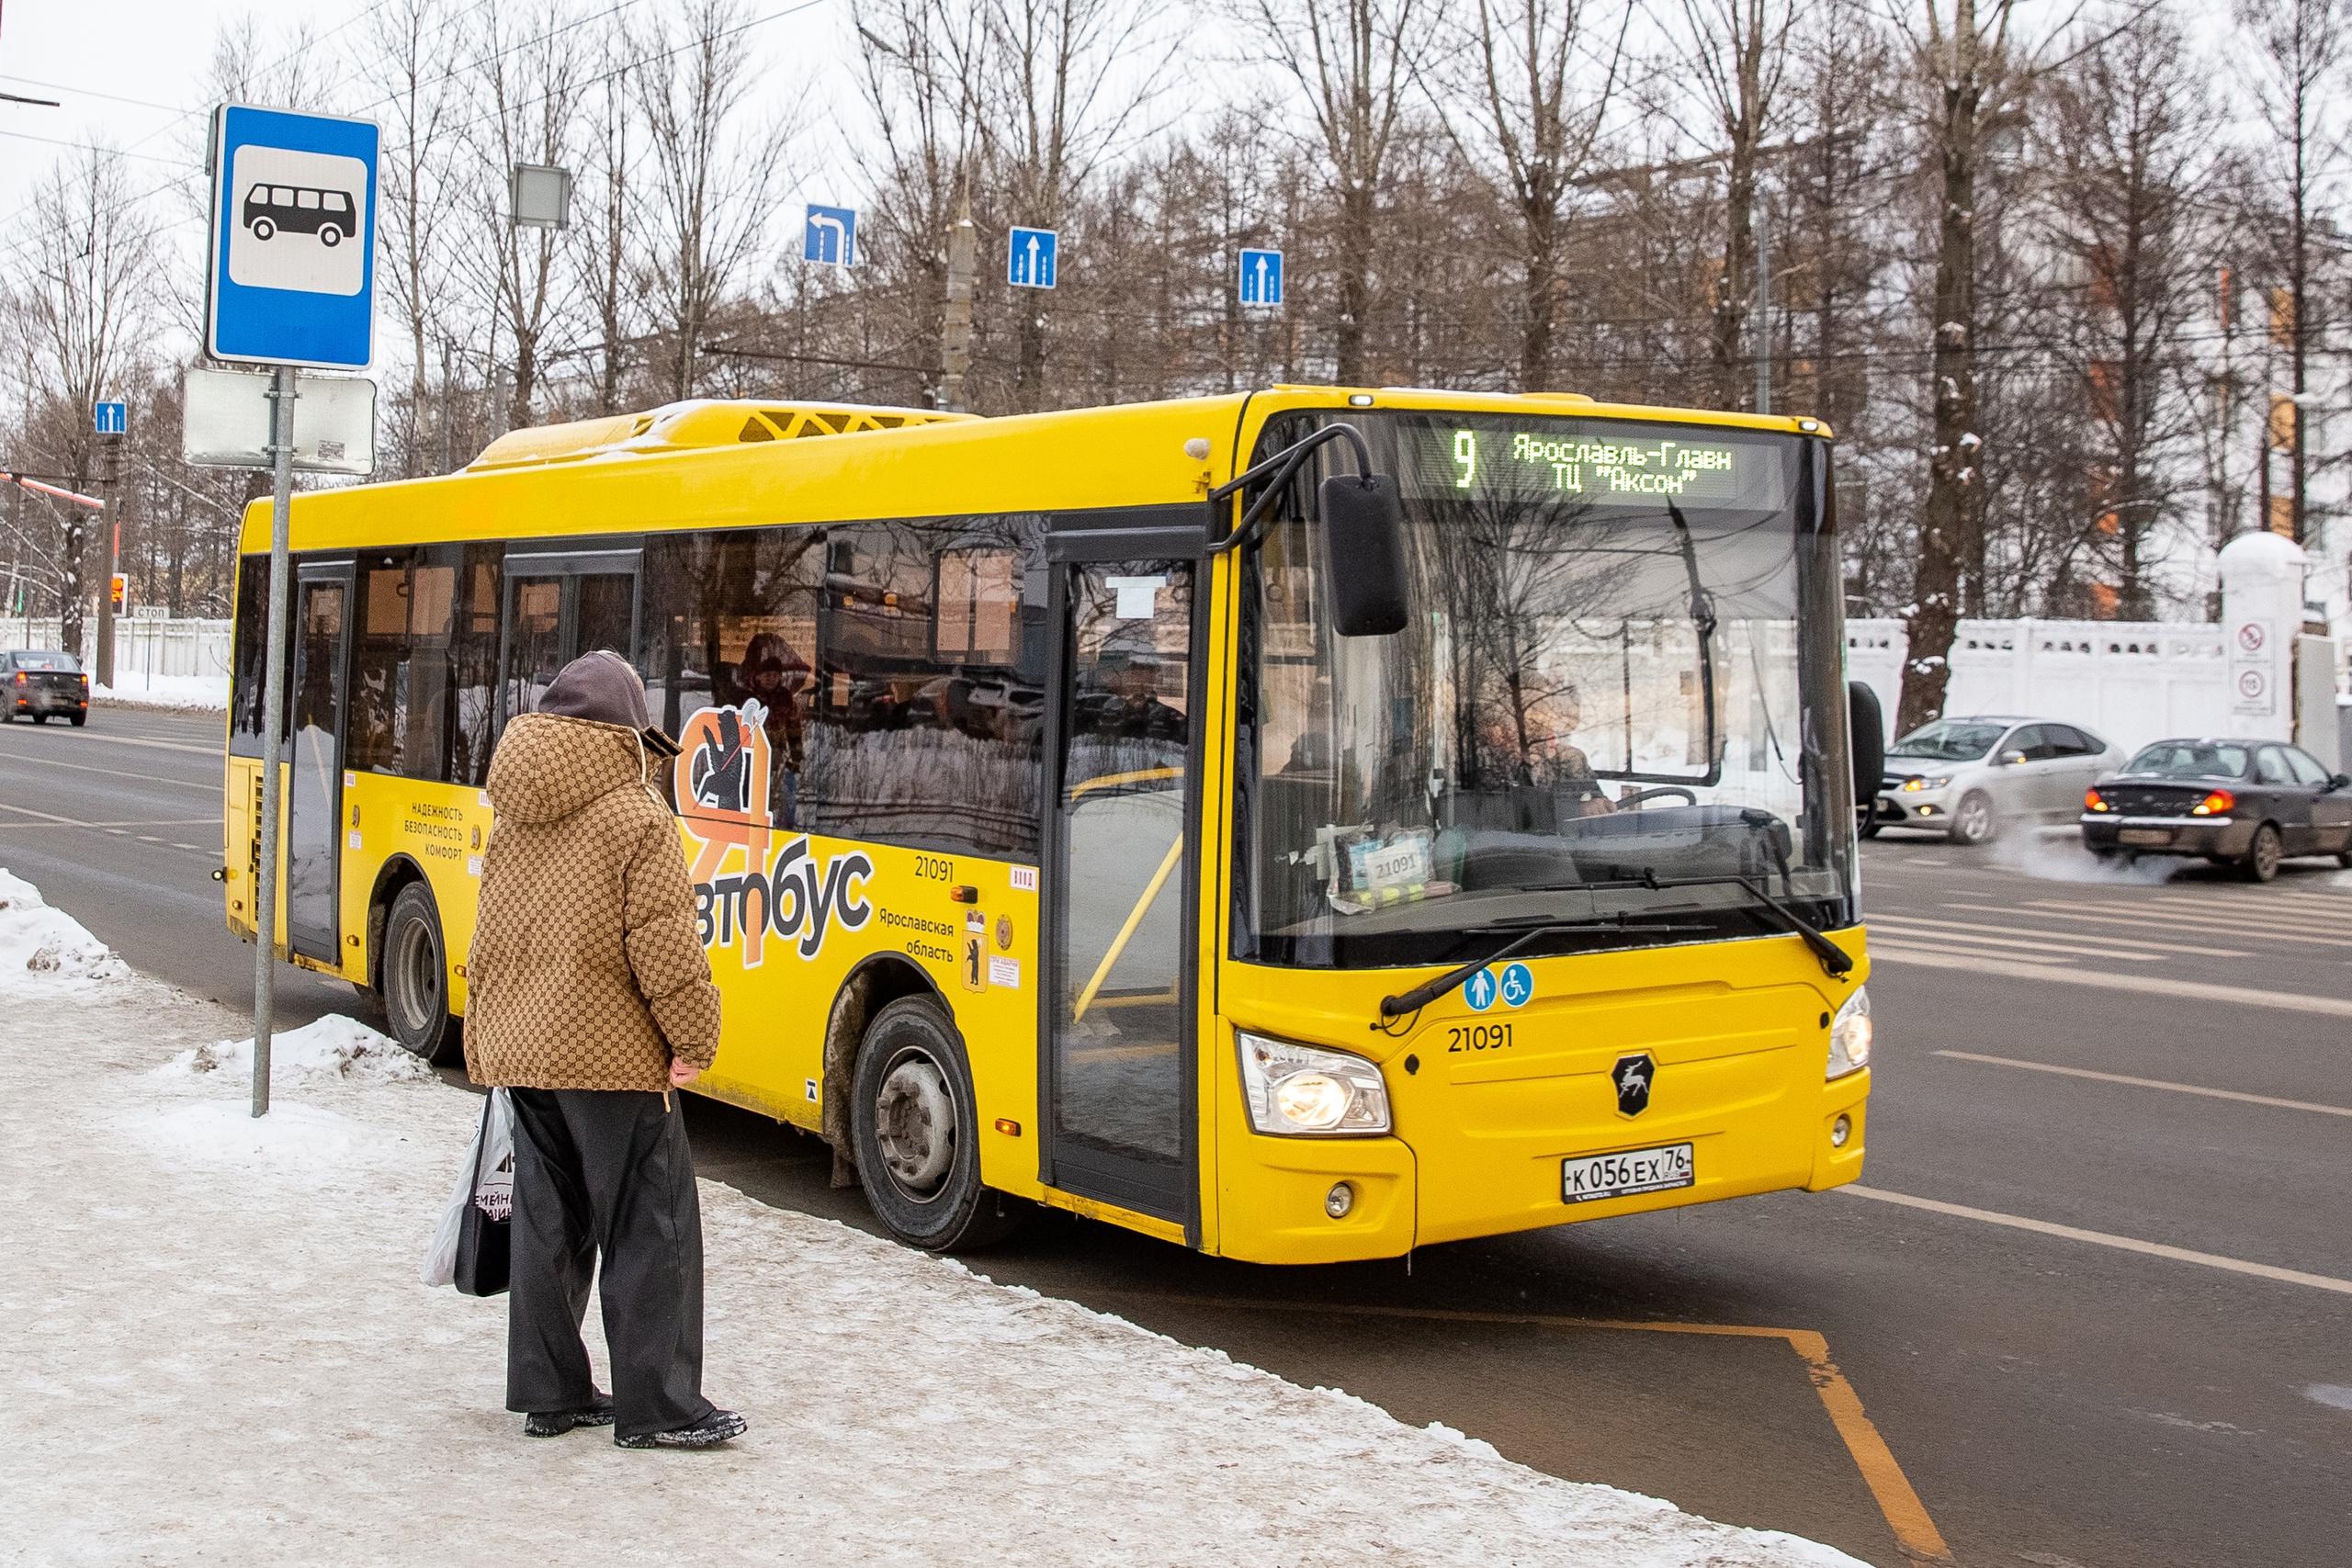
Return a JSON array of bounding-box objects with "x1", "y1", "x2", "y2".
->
[{"x1": 421, "y1": 1089, "x2": 514, "y2": 1288}]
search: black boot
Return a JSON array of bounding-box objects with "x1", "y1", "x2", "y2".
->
[
  {"x1": 523, "y1": 1392, "x2": 616, "y2": 1438},
  {"x1": 615, "y1": 1409, "x2": 746, "y2": 1450}
]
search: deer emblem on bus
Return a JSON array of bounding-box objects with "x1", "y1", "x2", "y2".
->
[{"x1": 1612, "y1": 1054, "x2": 1655, "y2": 1118}]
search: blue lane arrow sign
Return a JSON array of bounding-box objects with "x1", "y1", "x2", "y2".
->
[
  {"x1": 803, "y1": 204, "x2": 856, "y2": 266},
  {"x1": 93, "y1": 400, "x2": 128, "y2": 436},
  {"x1": 1009, "y1": 225, "x2": 1058, "y2": 289},
  {"x1": 1238, "y1": 246, "x2": 1283, "y2": 307}
]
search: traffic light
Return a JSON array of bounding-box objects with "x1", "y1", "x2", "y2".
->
[{"x1": 110, "y1": 572, "x2": 127, "y2": 611}]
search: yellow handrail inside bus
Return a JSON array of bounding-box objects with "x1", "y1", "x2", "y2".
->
[
  {"x1": 1071, "y1": 833, "x2": 1184, "y2": 1022},
  {"x1": 1068, "y1": 765, "x2": 1181, "y2": 802}
]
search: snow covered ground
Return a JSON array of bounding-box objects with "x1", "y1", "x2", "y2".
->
[
  {"x1": 0, "y1": 868, "x2": 1862, "y2": 1568},
  {"x1": 92, "y1": 671, "x2": 229, "y2": 710}
]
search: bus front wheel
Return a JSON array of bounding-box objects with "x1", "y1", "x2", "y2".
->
[
  {"x1": 851, "y1": 996, "x2": 1022, "y2": 1252},
  {"x1": 379, "y1": 882, "x2": 460, "y2": 1064},
  {"x1": 251, "y1": 217, "x2": 276, "y2": 241}
]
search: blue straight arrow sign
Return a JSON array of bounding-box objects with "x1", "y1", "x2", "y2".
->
[
  {"x1": 1238, "y1": 246, "x2": 1283, "y2": 307},
  {"x1": 1009, "y1": 225, "x2": 1058, "y2": 288}
]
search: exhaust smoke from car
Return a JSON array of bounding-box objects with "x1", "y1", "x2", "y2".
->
[{"x1": 1988, "y1": 825, "x2": 2183, "y2": 886}]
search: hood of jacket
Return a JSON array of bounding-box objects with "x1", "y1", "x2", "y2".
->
[{"x1": 485, "y1": 712, "x2": 650, "y2": 824}]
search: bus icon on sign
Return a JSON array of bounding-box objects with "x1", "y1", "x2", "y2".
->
[{"x1": 243, "y1": 184, "x2": 357, "y2": 245}]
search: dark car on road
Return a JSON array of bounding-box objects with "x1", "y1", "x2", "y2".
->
[
  {"x1": 2081, "y1": 737, "x2": 2352, "y2": 881},
  {"x1": 2, "y1": 649, "x2": 89, "y2": 726}
]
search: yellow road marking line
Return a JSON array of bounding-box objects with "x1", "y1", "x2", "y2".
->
[
  {"x1": 1868, "y1": 942, "x2": 2352, "y2": 1016},
  {"x1": 1933, "y1": 1050, "x2": 2352, "y2": 1116},
  {"x1": 1087, "y1": 1290, "x2": 1952, "y2": 1565},
  {"x1": 1840, "y1": 1185, "x2": 2352, "y2": 1296}
]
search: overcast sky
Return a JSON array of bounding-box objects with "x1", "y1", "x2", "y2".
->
[{"x1": 0, "y1": 0, "x2": 854, "y2": 256}]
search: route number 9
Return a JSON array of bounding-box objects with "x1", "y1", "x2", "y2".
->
[{"x1": 1452, "y1": 429, "x2": 1477, "y2": 489}]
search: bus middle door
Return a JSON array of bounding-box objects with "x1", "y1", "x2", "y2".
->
[{"x1": 284, "y1": 559, "x2": 354, "y2": 964}]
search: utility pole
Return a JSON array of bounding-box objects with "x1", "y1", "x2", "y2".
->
[
  {"x1": 940, "y1": 201, "x2": 977, "y2": 413},
  {"x1": 1754, "y1": 197, "x2": 1773, "y2": 416},
  {"x1": 95, "y1": 424, "x2": 124, "y2": 688}
]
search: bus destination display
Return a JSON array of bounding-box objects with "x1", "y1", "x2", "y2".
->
[{"x1": 1403, "y1": 420, "x2": 1781, "y2": 509}]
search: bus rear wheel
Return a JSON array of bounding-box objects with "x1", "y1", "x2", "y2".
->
[
  {"x1": 851, "y1": 995, "x2": 1022, "y2": 1252},
  {"x1": 379, "y1": 882, "x2": 459, "y2": 1064}
]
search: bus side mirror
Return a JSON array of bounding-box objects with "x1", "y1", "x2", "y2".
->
[
  {"x1": 1318, "y1": 472, "x2": 1408, "y2": 637},
  {"x1": 1847, "y1": 681, "x2": 1883, "y2": 806}
]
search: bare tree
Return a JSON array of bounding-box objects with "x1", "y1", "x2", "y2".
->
[
  {"x1": 370, "y1": 0, "x2": 466, "y2": 472},
  {"x1": 635, "y1": 0, "x2": 790, "y2": 400},
  {"x1": 2037, "y1": 13, "x2": 2220, "y2": 616},
  {"x1": 571, "y1": 24, "x2": 647, "y2": 416},
  {"x1": 0, "y1": 149, "x2": 159, "y2": 657},
  {"x1": 465, "y1": 1, "x2": 587, "y2": 429},
  {"x1": 1677, "y1": 0, "x2": 1804, "y2": 412},
  {"x1": 1245, "y1": 0, "x2": 1427, "y2": 385},
  {"x1": 852, "y1": 0, "x2": 990, "y2": 406},
  {"x1": 1433, "y1": 0, "x2": 1631, "y2": 390},
  {"x1": 981, "y1": 0, "x2": 1152, "y2": 409},
  {"x1": 2234, "y1": 0, "x2": 2347, "y2": 547}
]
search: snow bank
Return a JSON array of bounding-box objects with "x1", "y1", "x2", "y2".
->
[
  {"x1": 0, "y1": 867, "x2": 130, "y2": 988},
  {"x1": 0, "y1": 870, "x2": 1864, "y2": 1568},
  {"x1": 159, "y1": 1012, "x2": 437, "y2": 1087},
  {"x1": 92, "y1": 672, "x2": 229, "y2": 711}
]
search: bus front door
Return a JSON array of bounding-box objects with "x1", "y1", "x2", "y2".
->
[
  {"x1": 285, "y1": 562, "x2": 354, "y2": 964},
  {"x1": 1041, "y1": 552, "x2": 1200, "y2": 1229}
]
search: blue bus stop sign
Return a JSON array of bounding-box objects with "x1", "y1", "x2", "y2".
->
[
  {"x1": 803, "y1": 204, "x2": 856, "y2": 266},
  {"x1": 93, "y1": 401, "x2": 127, "y2": 436},
  {"x1": 1008, "y1": 225, "x2": 1058, "y2": 288},
  {"x1": 205, "y1": 104, "x2": 380, "y2": 369}
]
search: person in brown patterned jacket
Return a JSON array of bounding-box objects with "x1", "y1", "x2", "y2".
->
[{"x1": 465, "y1": 649, "x2": 745, "y2": 1450}]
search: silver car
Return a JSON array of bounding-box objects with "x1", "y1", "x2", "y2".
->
[{"x1": 1868, "y1": 716, "x2": 2120, "y2": 845}]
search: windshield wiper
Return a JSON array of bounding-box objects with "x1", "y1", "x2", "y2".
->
[
  {"x1": 1493, "y1": 869, "x2": 1853, "y2": 978},
  {"x1": 1374, "y1": 913, "x2": 1712, "y2": 1024}
]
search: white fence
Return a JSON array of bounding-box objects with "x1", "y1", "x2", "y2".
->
[
  {"x1": 1846, "y1": 617, "x2": 2238, "y2": 754},
  {"x1": 3, "y1": 616, "x2": 234, "y2": 685}
]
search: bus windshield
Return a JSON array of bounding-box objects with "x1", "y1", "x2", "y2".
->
[{"x1": 1234, "y1": 410, "x2": 1856, "y2": 970}]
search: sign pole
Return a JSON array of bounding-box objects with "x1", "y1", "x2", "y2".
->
[
  {"x1": 96, "y1": 427, "x2": 122, "y2": 688},
  {"x1": 251, "y1": 365, "x2": 298, "y2": 1119}
]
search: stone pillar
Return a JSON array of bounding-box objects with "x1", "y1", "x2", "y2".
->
[{"x1": 2216, "y1": 530, "x2": 2306, "y2": 742}]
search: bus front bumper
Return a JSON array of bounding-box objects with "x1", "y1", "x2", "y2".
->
[{"x1": 1211, "y1": 1066, "x2": 1870, "y2": 1266}]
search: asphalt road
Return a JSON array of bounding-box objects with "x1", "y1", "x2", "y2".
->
[{"x1": 7, "y1": 705, "x2": 2350, "y2": 1568}]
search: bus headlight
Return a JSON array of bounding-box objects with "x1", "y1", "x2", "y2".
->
[
  {"x1": 1826, "y1": 987, "x2": 1872, "y2": 1079},
  {"x1": 1238, "y1": 1032, "x2": 1391, "y2": 1135}
]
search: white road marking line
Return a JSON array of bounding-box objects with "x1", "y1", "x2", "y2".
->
[
  {"x1": 1863, "y1": 919, "x2": 2164, "y2": 962},
  {"x1": 32, "y1": 728, "x2": 216, "y2": 755},
  {"x1": 1930, "y1": 1050, "x2": 2352, "y2": 1117},
  {"x1": 1867, "y1": 942, "x2": 2352, "y2": 1016},
  {"x1": 1999, "y1": 901, "x2": 2352, "y2": 948},
  {"x1": 0, "y1": 800, "x2": 80, "y2": 825},
  {"x1": 1838, "y1": 1185, "x2": 2352, "y2": 1297},
  {"x1": 1871, "y1": 937, "x2": 2073, "y2": 968},
  {"x1": 1868, "y1": 912, "x2": 2238, "y2": 959},
  {"x1": 0, "y1": 750, "x2": 220, "y2": 792}
]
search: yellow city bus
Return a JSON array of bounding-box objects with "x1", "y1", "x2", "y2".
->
[{"x1": 221, "y1": 388, "x2": 1882, "y2": 1263}]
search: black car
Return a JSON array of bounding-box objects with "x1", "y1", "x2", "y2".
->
[
  {"x1": 2, "y1": 649, "x2": 89, "y2": 726},
  {"x1": 2081, "y1": 737, "x2": 2352, "y2": 881}
]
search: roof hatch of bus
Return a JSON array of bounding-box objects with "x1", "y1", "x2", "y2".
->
[{"x1": 466, "y1": 399, "x2": 978, "y2": 471}]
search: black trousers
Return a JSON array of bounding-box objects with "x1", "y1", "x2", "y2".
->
[{"x1": 505, "y1": 1087, "x2": 714, "y2": 1439}]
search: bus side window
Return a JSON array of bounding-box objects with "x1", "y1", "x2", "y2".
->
[
  {"x1": 803, "y1": 515, "x2": 1044, "y2": 860},
  {"x1": 450, "y1": 547, "x2": 503, "y2": 787}
]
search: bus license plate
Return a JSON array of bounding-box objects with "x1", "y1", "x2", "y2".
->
[
  {"x1": 2119, "y1": 829, "x2": 2172, "y2": 846},
  {"x1": 1562, "y1": 1143, "x2": 1694, "y2": 1204}
]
